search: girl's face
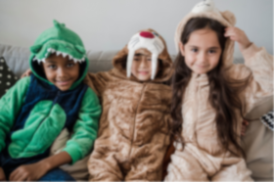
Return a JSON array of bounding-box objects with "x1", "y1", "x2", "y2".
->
[
  {"x1": 179, "y1": 28, "x2": 222, "y2": 74},
  {"x1": 131, "y1": 48, "x2": 153, "y2": 81}
]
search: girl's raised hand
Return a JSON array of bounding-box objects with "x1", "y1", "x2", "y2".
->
[{"x1": 224, "y1": 27, "x2": 252, "y2": 51}]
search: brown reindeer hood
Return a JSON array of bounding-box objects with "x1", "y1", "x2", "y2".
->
[
  {"x1": 111, "y1": 29, "x2": 173, "y2": 83},
  {"x1": 175, "y1": 0, "x2": 236, "y2": 68}
]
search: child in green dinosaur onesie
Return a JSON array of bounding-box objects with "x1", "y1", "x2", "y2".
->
[{"x1": 0, "y1": 20, "x2": 101, "y2": 181}]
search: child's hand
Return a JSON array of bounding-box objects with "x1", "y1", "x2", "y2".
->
[
  {"x1": 20, "y1": 69, "x2": 32, "y2": 78},
  {"x1": 9, "y1": 161, "x2": 48, "y2": 181},
  {"x1": 0, "y1": 167, "x2": 6, "y2": 181},
  {"x1": 241, "y1": 119, "x2": 250, "y2": 136},
  {"x1": 224, "y1": 27, "x2": 252, "y2": 51}
]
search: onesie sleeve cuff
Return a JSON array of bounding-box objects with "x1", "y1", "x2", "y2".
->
[{"x1": 62, "y1": 145, "x2": 82, "y2": 164}]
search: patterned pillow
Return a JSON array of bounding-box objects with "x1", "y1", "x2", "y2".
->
[
  {"x1": 261, "y1": 110, "x2": 274, "y2": 131},
  {"x1": 0, "y1": 57, "x2": 18, "y2": 98}
]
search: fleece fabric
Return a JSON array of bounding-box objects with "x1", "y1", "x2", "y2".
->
[
  {"x1": 85, "y1": 29, "x2": 173, "y2": 181},
  {"x1": 165, "y1": 0, "x2": 273, "y2": 181},
  {"x1": 0, "y1": 20, "x2": 101, "y2": 172}
]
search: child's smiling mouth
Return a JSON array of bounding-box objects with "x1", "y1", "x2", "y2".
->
[
  {"x1": 55, "y1": 79, "x2": 73, "y2": 86},
  {"x1": 197, "y1": 65, "x2": 207, "y2": 68},
  {"x1": 138, "y1": 71, "x2": 149, "y2": 75}
]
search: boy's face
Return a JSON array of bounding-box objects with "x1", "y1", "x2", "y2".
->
[
  {"x1": 42, "y1": 54, "x2": 80, "y2": 91},
  {"x1": 131, "y1": 48, "x2": 154, "y2": 81}
]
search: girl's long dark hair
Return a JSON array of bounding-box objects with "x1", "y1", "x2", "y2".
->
[{"x1": 171, "y1": 17, "x2": 249, "y2": 156}]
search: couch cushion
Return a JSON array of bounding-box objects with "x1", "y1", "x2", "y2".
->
[
  {"x1": 51, "y1": 129, "x2": 90, "y2": 181},
  {"x1": 86, "y1": 50, "x2": 117, "y2": 73},
  {"x1": 0, "y1": 44, "x2": 30, "y2": 77},
  {"x1": 242, "y1": 95, "x2": 273, "y2": 181},
  {"x1": 242, "y1": 117, "x2": 273, "y2": 181},
  {"x1": 0, "y1": 57, "x2": 19, "y2": 98}
]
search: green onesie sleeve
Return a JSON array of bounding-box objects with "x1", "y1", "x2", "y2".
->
[
  {"x1": 62, "y1": 87, "x2": 101, "y2": 164},
  {"x1": 0, "y1": 77, "x2": 31, "y2": 152}
]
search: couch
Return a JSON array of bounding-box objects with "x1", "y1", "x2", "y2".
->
[{"x1": 0, "y1": 43, "x2": 273, "y2": 181}]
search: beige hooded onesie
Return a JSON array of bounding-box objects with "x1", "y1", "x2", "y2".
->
[
  {"x1": 86, "y1": 29, "x2": 173, "y2": 181},
  {"x1": 165, "y1": 0, "x2": 273, "y2": 181}
]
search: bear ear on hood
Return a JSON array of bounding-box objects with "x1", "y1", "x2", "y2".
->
[{"x1": 221, "y1": 10, "x2": 236, "y2": 26}]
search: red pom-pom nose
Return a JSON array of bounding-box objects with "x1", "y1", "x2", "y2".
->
[{"x1": 139, "y1": 31, "x2": 154, "y2": 39}]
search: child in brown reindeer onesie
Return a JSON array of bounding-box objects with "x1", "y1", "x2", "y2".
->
[{"x1": 85, "y1": 29, "x2": 173, "y2": 181}]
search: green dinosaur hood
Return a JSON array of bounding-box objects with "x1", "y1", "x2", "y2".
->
[{"x1": 29, "y1": 20, "x2": 89, "y2": 90}]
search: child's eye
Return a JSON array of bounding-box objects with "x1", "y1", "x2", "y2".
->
[
  {"x1": 67, "y1": 63, "x2": 75, "y2": 67},
  {"x1": 191, "y1": 48, "x2": 198, "y2": 53},
  {"x1": 48, "y1": 65, "x2": 56, "y2": 69},
  {"x1": 208, "y1": 49, "x2": 216, "y2": 54},
  {"x1": 134, "y1": 57, "x2": 140, "y2": 61}
]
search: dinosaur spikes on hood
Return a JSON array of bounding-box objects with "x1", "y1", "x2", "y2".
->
[{"x1": 29, "y1": 20, "x2": 89, "y2": 90}]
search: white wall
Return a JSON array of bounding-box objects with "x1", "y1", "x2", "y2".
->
[{"x1": 0, "y1": 0, "x2": 273, "y2": 57}]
